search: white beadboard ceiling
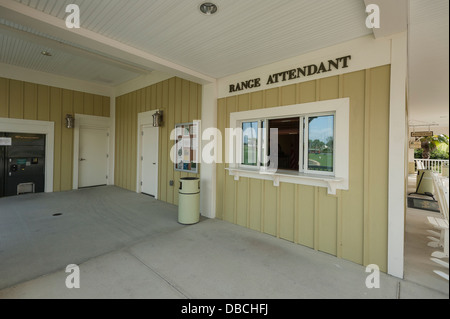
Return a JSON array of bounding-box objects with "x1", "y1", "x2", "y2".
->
[
  {"x1": 0, "y1": 0, "x2": 448, "y2": 128},
  {"x1": 0, "y1": 19, "x2": 145, "y2": 86},
  {"x1": 408, "y1": 0, "x2": 449, "y2": 127},
  {"x1": 2, "y1": 0, "x2": 371, "y2": 81}
]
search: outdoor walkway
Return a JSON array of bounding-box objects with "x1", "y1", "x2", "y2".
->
[
  {"x1": 404, "y1": 174, "x2": 449, "y2": 294},
  {"x1": 0, "y1": 186, "x2": 448, "y2": 299}
]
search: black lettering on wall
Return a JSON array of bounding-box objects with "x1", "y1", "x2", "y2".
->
[
  {"x1": 307, "y1": 64, "x2": 318, "y2": 76},
  {"x1": 328, "y1": 59, "x2": 339, "y2": 71},
  {"x1": 317, "y1": 62, "x2": 328, "y2": 74},
  {"x1": 229, "y1": 55, "x2": 352, "y2": 93},
  {"x1": 339, "y1": 55, "x2": 352, "y2": 68},
  {"x1": 297, "y1": 67, "x2": 307, "y2": 78},
  {"x1": 230, "y1": 78, "x2": 262, "y2": 93}
]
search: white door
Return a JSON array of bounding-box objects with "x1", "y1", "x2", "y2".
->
[
  {"x1": 141, "y1": 126, "x2": 158, "y2": 197},
  {"x1": 79, "y1": 127, "x2": 108, "y2": 188}
]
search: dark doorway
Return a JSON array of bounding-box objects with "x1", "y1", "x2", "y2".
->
[{"x1": 0, "y1": 132, "x2": 45, "y2": 198}]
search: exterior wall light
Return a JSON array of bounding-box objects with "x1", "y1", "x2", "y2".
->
[
  {"x1": 153, "y1": 110, "x2": 163, "y2": 127},
  {"x1": 65, "y1": 114, "x2": 74, "y2": 129}
]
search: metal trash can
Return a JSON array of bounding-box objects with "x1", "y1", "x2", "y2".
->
[{"x1": 178, "y1": 177, "x2": 200, "y2": 225}]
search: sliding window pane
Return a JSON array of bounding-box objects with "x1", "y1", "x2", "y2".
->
[
  {"x1": 242, "y1": 121, "x2": 258, "y2": 166},
  {"x1": 308, "y1": 115, "x2": 334, "y2": 172}
]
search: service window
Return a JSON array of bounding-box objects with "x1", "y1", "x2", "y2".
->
[
  {"x1": 229, "y1": 99, "x2": 349, "y2": 194},
  {"x1": 238, "y1": 113, "x2": 335, "y2": 176}
]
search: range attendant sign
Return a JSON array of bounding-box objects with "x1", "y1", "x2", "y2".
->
[{"x1": 229, "y1": 55, "x2": 351, "y2": 93}]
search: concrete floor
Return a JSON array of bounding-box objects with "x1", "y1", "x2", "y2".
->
[
  {"x1": 0, "y1": 185, "x2": 448, "y2": 299},
  {"x1": 404, "y1": 175, "x2": 449, "y2": 294},
  {"x1": 404, "y1": 209, "x2": 449, "y2": 294}
]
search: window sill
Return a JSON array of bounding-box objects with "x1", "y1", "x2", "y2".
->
[{"x1": 225, "y1": 167, "x2": 346, "y2": 195}]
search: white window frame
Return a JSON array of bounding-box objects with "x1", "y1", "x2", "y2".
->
[
  {"x1": 227, "y1": 98, "x2": 349, "y2": 195},
  {"x1": 238, "y1": 112, "x2": 336, "y2": 175},
  {"x1": 303, "y1": 113, "x2": 336, "y2": 176},
  {"x1": 240, "y1": 120, "x2": 261, "y2": 170}
]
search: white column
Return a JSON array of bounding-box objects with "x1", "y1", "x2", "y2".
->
[
  {"x1": 109, "y1": 96, "x2": 116, "y2": 186},
  {"x1": 388, "y1": 32, "x2": 408, "y2": 279},
  {"x1": 200, "y1": 82, "x2": 218, "y2": 219}
]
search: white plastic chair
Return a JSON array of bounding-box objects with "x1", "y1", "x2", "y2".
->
[
  {"x1": 428, "y1": 173, "x2": 449, "y2": 281},
  {"x1": 416, "y1": 160, "x2": 425, "y2": 170}
]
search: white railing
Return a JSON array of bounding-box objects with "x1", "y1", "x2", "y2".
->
[{"x1": 414, "y1": 159, "x2": 449, "y2": 173}]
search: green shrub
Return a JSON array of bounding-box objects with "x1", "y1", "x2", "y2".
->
[
  {"x1": 430, "y1": 149, "x2": 449, "y2": 160},
  {"x1": 414, "y1": 149, "x2": 423, "y2": 159}
]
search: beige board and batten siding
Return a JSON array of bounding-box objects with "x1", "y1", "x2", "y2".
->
[
  {"x1": 216, "y1": 66, "x2": 391, "y2": 271},
  {"x1": 114, "y1": 77, "x2": 202, "y2": 206},
  {"x1": 0, "y1": 77, "x2": 110, "y2": 192}
]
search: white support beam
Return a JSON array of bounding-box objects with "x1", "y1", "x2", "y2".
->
[
  {"x1": 200, "y1": 82, "x2": 218, "y2": 219},
  {"x1": 388, "y1": 32, "x2": 408, "y2": 279},
  {"x1": 0, "y1": 62, "x2": 113, "y2": 97}
]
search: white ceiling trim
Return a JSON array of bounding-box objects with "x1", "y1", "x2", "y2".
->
[
  {"x1": 114, "y1": 71, "x2": 174, "y2": 98},
  {"x1": 0, "y1": 61, "x2": 184, "y2": 99},
  {"x1": 0, "y1": 62, "x2": 113, "y2": 96},
  {"x1": 0, "y1": 0, "x2": 216, "y2": 85}
]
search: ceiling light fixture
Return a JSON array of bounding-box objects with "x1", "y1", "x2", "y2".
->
[
  {"x1": 41, "y1": 50, "x2": 52, "y2": 57},
  {"x1": 200, "y1": 2, "x2": 218, "y2": 15}
]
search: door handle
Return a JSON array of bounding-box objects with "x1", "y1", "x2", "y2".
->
[
  {"x1": 80, "y1": 158, "x2": 86, "y2": 161},
  {"x1": 153, "y1": 163, "x2": 156, "y2": 165}
]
